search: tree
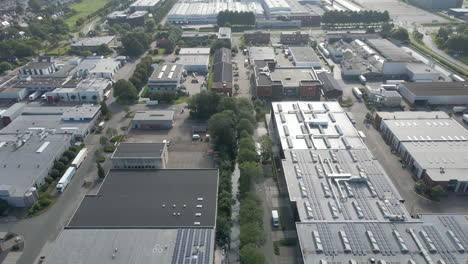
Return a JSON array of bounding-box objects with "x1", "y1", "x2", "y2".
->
[
  {"x1": 240, "y1": 244, "x2": 267, "y2": 264},
  {"x1": 121, "y1": 32, "x2": 151, "y2": 57},
  {"x1": 391, "y1": 27, "x2": 409, "y2": 43},
  {"x1": 100, "y1": 101, "x2": 110, "y2": 118},
  {"x1": 238, "y1": 118, "x2": 254, "y2": 135},
  {"x1": 187, "y1": 92, "x2": 222, "y2": 119},
  {"x1": 28, "y1": 0, "x2": 41, "y2": 12},
  {"x1": 415, "y1": 180, "x2": 426, "y2": 193},
  {"x1": 208, "y1": 110, "x2": 237, "y2": 157},
  {"x1": 0, "y1": 61, "x2": 12, "y2": 73},
  {"x1": 0, "y1": 199, "x2": 10, "y2": 216},
  {"x1": 431, "y1": 185, "x2": 445, "y2": 198},
  {"x1": 113, "y1": 79, "x2": 138, "y2": 104},
  {"x1": 106, "y1": 127, "x2": 117, "y2": 137},
  {"x1": 239, "y1": 137, "x2": 256, "y2": 153},
  {"x1": 100, "y1": 136, "x2": 108, "y2": 145},
  {"x1": 149, "y1": 91, "x2": 177, "y2": 103},
  {"x1": 96, "y1": 44, "x2": 112, "y2": 55},
  {"x1": 146, "y1": 19, "x2": 156, "y2": 32},
  {"x1": 63, "y1": 150, "x2": 75, "y2": 160},
  {"x1": 216, "y1": 214, "x2": 231, "y2": 245},
  {"x1": 97, "y1": 162, "x2": 105, "y2": 179},
  {"x1": 259, "y1": 135, "x2": 272, "y2": 163},
  {"x1": 240, "y1": 223, "x2": 266, "y2": 247},
  {"x1": 50, "y1": 169, "x2": 61, "y2": 179},
  {"x1": 380, "y1": 22, "x2": 393, "y2": 38},
  {"x1": 238, "y1": 148, "x2": 259, "y2": 164},
  {"x1": 54, "y1": 161, "x2": 66, "y2": 172},
  {"x1": 218, "y1": 190, "x2": 234, "y2": 216},
  {"x1": 239, "y1": 162, "x2": 263, "y2": 196}
]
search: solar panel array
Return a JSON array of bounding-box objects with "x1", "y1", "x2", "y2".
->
[{"x1": 171, "y1": 228, "x2": 212, "y2": 264}]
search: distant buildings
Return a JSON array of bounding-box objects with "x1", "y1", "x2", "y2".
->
[
  {"x1": 244, "y1": 31, "x2": 271, "y2": 44},
  {"x1": 147, "y1": 63, "x2": 184, "y2": 93},
  {"x1": 0, "y1": 104, "x2": 100, "y2": 207},
  {"x1": 280, "y1": 31, "x2": 310, "y2": 45},
  {"x1": 211, "y1": 48, "x2": 233, "y2": 96},
  {"x1": 130, "y1": 0, "x2": 163, "y2": 12},
  {"x1": 131, "y1": 110, "x2": 175, "y2": 129},
  {"x1": 107, "y1": 10, "x2": 148, "y2": 26},
  {"x1": 71, "y1": 36, "x2": 117, "y2": 53},
  {"x1": 448, "y1": 8, "x2": 468, "y2": 20},
  {"x1": 408, "y1": 0, "x2": 462, "y2": 10},
  {"x1": 167, "y1": 0, "x2": 265, "y2": 24},
  {"x1": 111, "y1": 142, "x2": 168, "y2": 169},
  {"x1": 45, "y1": 78, "x2": 112, "y2": 103}
]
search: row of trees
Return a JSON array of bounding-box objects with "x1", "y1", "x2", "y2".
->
[
  {"x1": 435, "y1": 23, "x2": 468, "y2": 54},
  {"x1": 129, "y1": 56, "x2": 154, "y2": 90},
  {"x1": 217, "y1": 11, "x2": 256, "y2": 27},
  {"x1": 322, "y1": 10, "x2": 390, "y2": 25},
  {"x1": 156, "y1": 23, "x2": 183, "y2": 54}
]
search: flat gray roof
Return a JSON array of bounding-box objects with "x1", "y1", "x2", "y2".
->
[
  {"x1": 71, "y1": 36, "x2": 115, "y2": 47},
  {"x1": 179, "y1": 48, "x2": 211, "y2": 55},
  {"x1": 22, "y1": 61, "x2": 54, "y2": 70},
  {"x1": 248, "y1": 47, "x2": 275, "y2": 63},
  {"x1": 400, "y1": 81, "x2": 468, "y2": 96},
  {"x1": 148, "y1": 63, "x2": 183, "y2": 82},
  {"x1": 288, "y1": 47, "x2": 320, "y2": 63},
  {"x1": 366, "y1": 39, "x2": 414, "y2": 62},
  {"x1": 44, "y1": 228, "x2": 214, "y2": 264},
  {"x1": 112, "y1": 142, "x2": 165, "y2": 158},
  {"x1": 269, "y1": 67, "x2": 319, "y2": 86},
  {"x1": 133, "y1": 110, "x2": 174, "y2": 121},
  {"x1": 178, "y1": 55, "x2": 210, "y2": 66},
  {"x1": 68, "y1": 169, "x2": 218, "y2": 228},
  {"x1": 0, "y1": 133, "x2": 71, "y2": 198}
]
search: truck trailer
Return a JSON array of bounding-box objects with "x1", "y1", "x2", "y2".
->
[
  {"x1": 56, "y1": 167, "x2": 76, "y2": 193},
  {"x1": 28, "y1": 91, "x2": 42, "y2": 101},
  {"x1": 71, "y1": 148, "x2": 88, "y2": 168}
]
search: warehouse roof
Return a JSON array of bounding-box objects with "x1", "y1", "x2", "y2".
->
[
  {"x1": 68, "y1": 169, "x2": 218, "y2": 228},
  {"x1": 214, "y1": 48, "x2": 231, "y2": 64},
  {"x1": 297, "y1": 216, "x2": 468, "y2": 264},
  {"x1": 22, "y1": 61, "x2": 54, "y2": 70},
  {"x1": 366, "y1": 39, "x2": 413, "y2": 62},
  {"x1": 248, "y1": 47, "x2": 275, "y2": 63},
  {"x1": 288, "y1": 47, "x2": 320, "y2": 64},
  {"x1": 148, "y1": 63, "x2": 183, "y2": 82},
  {"x1": 317, "y1": 71, "x2": 343, "y2": 94},
  {"x1": 130, "y1": 0, "x2": 161, "y2": 7},
  {"x1": 178, "y1": 55, "x2": 210, "y2": 66},
  {"x1": 44, "y1": 228, "x2": 215, "y2": 264},
  {"x1": 71, "y1": 36, "x2": 115, "y2": 47},
  {"x1": 218, "y1": 27, "x2": 231, "y2": 40},
  {"x1": 399, "y1": 81, "x2": 468, "y2": 96},
  {"x1": 268, "y1": 67, "x2": 320, "y2": 86},
  {"x1": 132, "y1": 110, "x2": 174, "y2": 121},
  {"x1": 178, "y1": 48, "x2": 211, "y2": 55},
  {"x1": 271, "y1": 101, "x2": 366, "y2": 150},
  {"x1": 112, "y1": 142, "x2": 166, "y2": 159}
]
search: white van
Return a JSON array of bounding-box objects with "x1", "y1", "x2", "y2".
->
[{"x1": 272, "y1": 210, "x2": 279, "y2": 228}]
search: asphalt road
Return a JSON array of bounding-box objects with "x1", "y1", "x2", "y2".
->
[{"x1": 422, "y1": 34, "x2": 468, "y2": 72}]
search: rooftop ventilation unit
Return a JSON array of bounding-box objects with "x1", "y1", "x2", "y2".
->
[
  {"x1": 310, "y1": 151, "x2": 318, "y2": 163},
  {"x1": 329, "y1": 202, "x2": 339, "y2": 219},
  {"x1": 290, "y1": 151, "x2": 298, "y2": 163},
  {"x1": 280, "y1": 112, "x2": 286, "y2": 123},
  {"x1": 286, "y1": 137, "x2": 293, "y2": 149},
  {"x1": 294, "y1": 165, "x2": 303, "y2": 179},
  {"x1": 277, "y1": 104, "x2": 283, "y2": 112},
  {"x1": 344, "y1": 182, "x2": 353, "y2": 197},
  {"x1": 352, "y1": 201, "x2": 364, "y2": 218},
  {"x1": 312, "y1": 230, "x2": 323, "y2": 252},
  {"x1": 321, "y1": 182, "x2": 331, "y2": 198},
  {"x1": 367, "y1": 182, "x2": 377, "y2": 197},
  {"x1": 393, "y1": 230, "x2": 409, "y2": 253},
  {"x1": 366, "y1": 230, "x2": 380, "y2": 253},
  {"x1": 328, "y1": 112, "x2": 336, "y2": 122},
  {"x1": 447, "y1": 230, "x2": 465, "y2": 253},
  {"x1": 339, "y1": 230, "x2": 351, "y2": 252},
  {"x1": 304, "y1": 201, "x2": 314, "y2": 220},
  {"x1": 299, "y1": 182, "x2": 308, "y2": 198},
  {"x1": 419, "y1": 230, "x2": 437, "y2": 253},
  {"x1": 283, "y1": 125, "x2": 290, "y2": 136},
  {"x1": 315, "y1": 166, "x2": 324, "y2": 178}
]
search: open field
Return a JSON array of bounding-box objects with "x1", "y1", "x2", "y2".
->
[{"x1": 65, "y1": 0, "x2": 111, "y2": 27}]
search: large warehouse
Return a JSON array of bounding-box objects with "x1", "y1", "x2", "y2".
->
[
  {"x1": 398, "y1": 81, "x2": 468, "y2": 105},
  {"x1": 261, "y1": 0, "x2": 292, "y2": 18},
  {"x1": 131, "y1": 110, "x2": 175, "y2": 129},
  {"x1": 377, "y1": 111, "x2": 468, "y2": 192},
  {"x1": 288, "y1": 47, "x2": 321, "y2": 68},
  {"x1": 167, "y1": 0, "x2": 265, "y2": 24},
  {"x1": 111, "y1": 142, "x2": 168, "y2": 169},
  {"x1": 271, "y1": 102, "x2": 468, "y2": 264},
  {"x1": 44, "y1": 168, "x2": 219, "y2": 264}
]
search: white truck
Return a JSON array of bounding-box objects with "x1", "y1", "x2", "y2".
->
[
  {"x1": 358, "y1": 75, "x2": 366, "y2": 84},
  {"x1": 272, "y1": 210, "x2": 279, "y2": 228},
  {"x1": 463, "y1": 114, "x2": 468, "y2": 124},
  {"x1": 71, "y1": 148, "x2": 88, "y2": 168},
  {"x1": 28, "y1": 91, "x2": 41, "y2": 101},
  {"x1": 56, "y1": 167, "x2": 76, "y2": 193},
  {"x1": 453, "y1": 106, "x2": 467, "y2": 114},
  {"x1": 352, "y1": 87, "x2": 363, "y2": 100}
]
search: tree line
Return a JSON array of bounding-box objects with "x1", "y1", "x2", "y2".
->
[
  {"x1": 217, "y1": 11, "x2": 255, "y2": 27},
  {"x1": 435, "y1": 23, "x2": 468, "y2": 55},
  {"x1": 322, "y1": 10, "x2": 390, "y2": 25}
]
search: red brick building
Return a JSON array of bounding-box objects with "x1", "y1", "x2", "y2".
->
[
  {"x1": 280, "y1": 31, "x2": 310, "y2": 45},
  {"x1": 244, "y1": 31, "x2": 271, "y2": 44}
]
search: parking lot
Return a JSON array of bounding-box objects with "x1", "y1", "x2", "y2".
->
[{"x1": 181, "y1": 74, "x2": 206, "y2": 96}]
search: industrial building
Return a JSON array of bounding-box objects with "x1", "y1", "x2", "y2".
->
[
  {"x1": 212, "y1": 48, "x2": 232, "y2": 96},
  {"x1": 107, "y1": 10, "x2": 148, "y2": 26},
  {"x1": 377, "y1": 111, "x2": 468, "y2": 192},
  {"x1": 329, "y1": 38, "x2": 441, "y2": 81},
  {"x1": 317, "y1": 71, "x2": 343, "y2": 99},
  {"x1": 448, "y1": 8, "x2": 468, "y2": 20},
  {"x1": 280, "y1": 31, "x2": 309, "y2": 45},
  {"x1": 288, "y1": 47, "x2": 321, "y2": 68},
  {"x1": 111, "y1": 142, "x2": 168, "y2": 169},
  {"x1": 0, "y1": 104, "x2": 100, "y2": 207},
  {"x1": 19, "y1": 61, "x2": 56, "y2": 76},
  {"x1": 261, "y1": 0, "x2": 292, "y2": 18},
  {"x1": 253, "y1": 64, "x2": 322, "y2": 100},
  {"x1": 256, "y1": 19, "x2": 301, "y2": 29},
  {"x1": 408, "y1": 0, "x2": 462, "y2": 10},
  {"x1": 243, "y1": 31, "x2": 271, "y2": 44},
  {"x1": 131, "y1": 110, "x2": 175, "y2": 129},
  {"x1": 45, "y1": 78, "x2": 112, "y2": 103},
  {"x1": 271, "y1": 101, "x2": 468, "y2": 264},
  {"x1": 167, "y1": 0, "x2": 265, "y2": 24},
  {"x1": 147, "y1": 63, "x2": 184, "y2": 93},
  {"x1": 178, "y1": 55, "x2": 210, "y2": 73},
  {"x1": 181, "y1": 32, "x2": 216, "y2": 42},
  {"x1": 44, "y1": 168, "x2": 219, "y2": 264},
  {"x1": 397, "y1": 81, "x2": 468, "y2": 105},
  {"x1": 129, "y1": 0, "x2": 162, "y2": 12},
  {"x1": 365, "y1": 85, "x2": 402, "y2": 107},
  {"x1": 71, "y1": 36, "x2": 117, "y2": 53},
  {"x1": 218, "y1": 27, "x2": 231, "y2": 44},
  {"x1": 248, "y1": 46, "x2": 276, "y2": 65},
  {"x1": 178, "y1": 48, "x2": 211, "y2": 55}
]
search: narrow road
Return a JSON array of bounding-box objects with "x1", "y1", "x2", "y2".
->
[
  {"x1": 228, "y1": 164, "x2": 241, "y2": 264},
  {"x1": 422, "y1": 34, "x2": 468, "y2": 72}
]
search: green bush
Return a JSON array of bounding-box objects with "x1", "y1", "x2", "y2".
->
[
  {"x1": 59, "y1": 156, "x2": 69, "y2": 165},
  {"x1": 97, "y1": 156, "x2": 106, "y2": 163},
  {"x1": 45, "y1": 176, "x2": 54, "y2": 184},
  {"x1": 39, "y1": 183, "x2": 49, "y2": 192},
  {"x1": 103, "y1": 145, "x2": 116, "y2": 152},
  {"x1": 50, "y1": 169, "x2": 61, "y2": 179},
  {"x1": 39, "y1": 198, "x2": 51, "y2": 207}
]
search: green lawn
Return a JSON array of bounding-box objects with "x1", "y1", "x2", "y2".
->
[{"x1": 65, "y1": 0, "x2": 111, "y2": 27}]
